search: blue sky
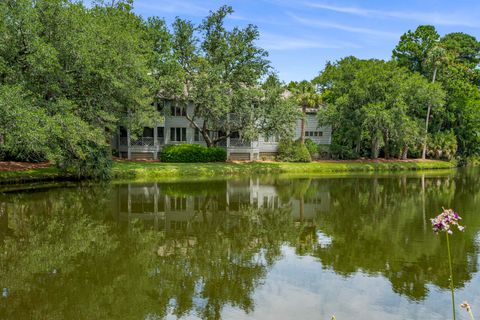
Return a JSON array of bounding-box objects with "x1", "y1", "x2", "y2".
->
[{"x1": 129, "y1": 0, "x2": 480, "y2": 82}]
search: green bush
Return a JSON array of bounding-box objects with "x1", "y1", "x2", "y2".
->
[
  {"x1": 205, "y1": 146, "x2": 228, "y2": 162},
  {"x1": 304, "y1": 139, "x2": 319, "y2": 157},
  {"x1": 161, "y1": 144, "x2": 227, "y2": 163},
  {"x1": 330, "y1": 142, "x2": 358, "y2": 160},
  {"x1": 428, "y1": 131, "x2": 458, "y2": 160},
  {"x1": 47, "y1": 114, "x2": 112, "y2": 179},
  {"x1": 277, "y1": 139, "x2": 312, "y2": 162}
]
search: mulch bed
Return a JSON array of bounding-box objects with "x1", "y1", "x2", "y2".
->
[{"x1": 0, "y1": 161, "x2": 51, "y2": 172}]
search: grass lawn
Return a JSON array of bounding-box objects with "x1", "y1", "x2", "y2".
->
[
  {"x1": 110, "y1": 159, "x2": 456, "y2": 180},
  {"x1": 0, "y1": 166, "x2": 63, "y2": 184},
  {"x1": 0, "y1": 159, "x2": 456, "y2": 184}
]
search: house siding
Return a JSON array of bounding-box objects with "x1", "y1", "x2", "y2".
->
[{"x1": 115, "y1": 105, "x2": 332, "y2": 161}]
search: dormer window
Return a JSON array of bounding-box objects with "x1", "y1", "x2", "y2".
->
[{"x1": 170, "y1": 102, "x2": 187, "y2": 116}]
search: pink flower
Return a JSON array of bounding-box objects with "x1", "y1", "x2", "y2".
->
[{"x1": 430, "y1": 208, "x2": 465, "y2": 234}]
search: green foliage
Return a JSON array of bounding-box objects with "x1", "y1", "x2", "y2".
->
[
  {"x1": 258, "y1": 74, "x2": 300, "y2": 141},
  {"x1": 304, "y1": 138, "x2": 319, "y2": 157},
  {"x1": 392, "y1": 25, "x2": 480, "y2": 158},
  {"x1": 150, "y1": 7, "x2": 297, "y2": 146},
  {"x1": 315, "y1": 57, "x2": 445, "y2": 159},
  {"x1": 329, "y1": 141, "x2": 358, "y2": 160},
  {"x1": 0, "y1": 0, "x2": 155, "y2": 178},
  {"x1": 287, "y1": 80, "x2": 322, "y2": 143},
  {"x1": 160, "y1": 144, "x2": 227, "y2": 163},
  {"x1": 277, "y1": 139, "x2": 312, "y2": 162},
  {"x1": 428, "y1": 131, "x2": 458, "y2": 160},
  {"x1": 0, "y1": 85, "x2": 49, "y2": 162},
  {"x1": 392, "y1": 25, "x2": 440, "y2": 75}
]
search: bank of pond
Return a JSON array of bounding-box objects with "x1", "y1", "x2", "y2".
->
[{"x1": 0, "y1": 159, "x2": 457, "y2": 184}]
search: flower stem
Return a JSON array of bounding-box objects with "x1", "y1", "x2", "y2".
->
[{"x1": 446, "y1": 232, "x2": 456, "y2": 320}]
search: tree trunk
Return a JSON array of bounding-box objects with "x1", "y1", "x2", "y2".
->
[
  {"x1": 371, "y1": 137, "x2": 380, "y2": 159},
  {"x1": 401, "y1": 144, "x2": 409, "y2": 160},
  {"x1": 299, "y1": 196, "x2": 304, "y2": 223},
  {"x1": 355, "y1": 136, "x2": 361, "y2": 155},
  {"x1": 422, "y1": 65, "x2": 437, "y2": 160},
  {"x1": 383, "y1": 131, "x2": 390, "y2": 159},
  {"x1": 199, "y1": 120, "x2": 214, "y2": 147},
  {"x1": 300, "y1": 105, "x2": 306, "y2": 144}
]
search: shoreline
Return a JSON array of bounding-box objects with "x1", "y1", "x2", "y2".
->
[{"x1": 0, "y1": 159, "x2": 457, "y2": 185}]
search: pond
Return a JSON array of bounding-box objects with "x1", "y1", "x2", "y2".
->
[{"x1": 0, "y1": 169, "x2": 479, "y2": 320}]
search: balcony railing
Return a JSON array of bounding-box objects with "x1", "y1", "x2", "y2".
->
[
  {"x1": 130, "y1": 137, "x2": 155, "y2": 147},
  {"x1": 229, "y1": 138, "x2": 251, "y2": 147},
  {"x1": 119, "y1": 137, "x2": 165, "y2": 147}
]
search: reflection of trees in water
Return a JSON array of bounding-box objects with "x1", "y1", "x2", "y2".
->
[
  {"x1": 1, "y1": 170, "x2": 479, "y2": 318},
  {"x1": 0, "y1": 182, "x2": 302, "y2": 320},
  {"x1": 312, "y1": 172, "x2": 480, "y2": 301},
  {"x1": 154, "y1": 206, "x2": 297, "y2": 319}
]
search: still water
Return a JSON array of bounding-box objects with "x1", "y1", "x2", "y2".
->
[{"x1": 0, "y1": 169, "x2": 479, "y2": 320}]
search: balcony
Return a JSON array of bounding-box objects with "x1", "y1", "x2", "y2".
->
[
  {"x1": 130, "y1": 137, "x2": 155, "y2": 147},
  {"x1": 229, "y1": 138, "x2": 250, "y2": 147},
  {"x1": 119, "y1": 137, "x2": 165, "y2": 147}
]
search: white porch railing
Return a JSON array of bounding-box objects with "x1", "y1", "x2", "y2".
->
[
  {"x1": 130, "y1": 137, "x2": 155, "y2": 147},
  {"x1": 229, "y1": 138, "x2": 251, "y2": 147},
  {"x1": 119, "y1": 137, "x2": 165, "y2": 147}
]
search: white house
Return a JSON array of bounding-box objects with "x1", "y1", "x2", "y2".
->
[{"x1": 113, "y1": 101, "x2": 331, "y2": 161}]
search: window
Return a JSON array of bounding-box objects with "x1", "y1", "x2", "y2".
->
[
  {"x1": 170, "y1": 103, "x2": 187, "y2": 116},
  {"x1": 155, "y1": 101, "x2": 163, "y2": 113},
  {"x1": 157, "y1": 127, "x2": 164, "y2": 138},
  {"x1": 170, "y1": 127, "x2": 187, "y2": 142},
  {"x1": 264, "y1": 135, "x2": 278, "y2": 143},
  {"x1": 305, "y1": 131, "x2": 323, "y2": 137},
  {"x1": 119, "y1": 126, "x2": 127, "y2": 138},
  {"x1": 143, "y1": 127, "x2": 154, "y2": 138},
  {"x1": 194, "y1": 128, "x2": 201, "y2": 142}
]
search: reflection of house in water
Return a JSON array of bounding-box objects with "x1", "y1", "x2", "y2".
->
[{"x1": 112, "y1": 178, "x2": 330, "y2": 232}]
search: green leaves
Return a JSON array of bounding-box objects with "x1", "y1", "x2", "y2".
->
[
  {"x1": 392, "y1": 25, "x2": 440, "y2": 75},
  {"x1": 315, "y1": 58, "x2": 445, "y2": 159},
  {"x1": 0, "y1": 0, "x2": 153, "y2": 177},
  {"x1": 392, "y1": 25, "x2": 480, "y2": 157},
  {"x1": 151, "y1": 6, "x2": 287, "y2": 147}
]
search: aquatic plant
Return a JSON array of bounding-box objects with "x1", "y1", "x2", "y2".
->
[{"x1": 431, "y1": 208, "x2": 465, "y2": 320}]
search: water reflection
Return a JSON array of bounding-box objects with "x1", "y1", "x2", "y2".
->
[{"x1": 0, "y1": 170, "x2": 479, "y2": 319}]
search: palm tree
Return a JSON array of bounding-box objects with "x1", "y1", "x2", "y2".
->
[
  {"x1": 287, "y1": 81, "x2": 322, "y2": 144},
  {"x1": 422, "y1": 46, "x2": 448, "y2": 159}
]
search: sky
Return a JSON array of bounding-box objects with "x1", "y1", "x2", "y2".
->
[{"x1": 129, "y1": 0, "x2": 480, "y2": 82}]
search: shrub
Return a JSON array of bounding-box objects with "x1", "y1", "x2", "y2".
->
[
  {"x1": 304, "y1": 138, "x2": 319, "y2": 157},
  {"x1": 329, "y1": 142, "x2": 358, "y2": 160},
  {"x1": 47, "y1": 114, "x2": 112, "y2": 179},
  {"x1": 318, "y1": 144, "x2": 331, "y2": 159},
  {"x1": 205, "y1": 146, "x2": 228, "y2": 162},
  {"x1": 428, "y1": 131, "x2": 457, "y2": 160},
  {"x1": 277, "y1": 139, "x2": 311, "y2": 162},
  {"x1": 161, "y1": 144, "x2": 227, "y2": 163}
]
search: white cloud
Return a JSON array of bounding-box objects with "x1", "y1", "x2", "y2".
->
[
  {"x1": 259, "y1": 33, "x2": 360, "y2": 50},
  {"x1": 304, "y1": 2, "x2": 480, "y2": 28},
  {"x1": 289, "y1": 13, "x2": 399, "y2": 38}
]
